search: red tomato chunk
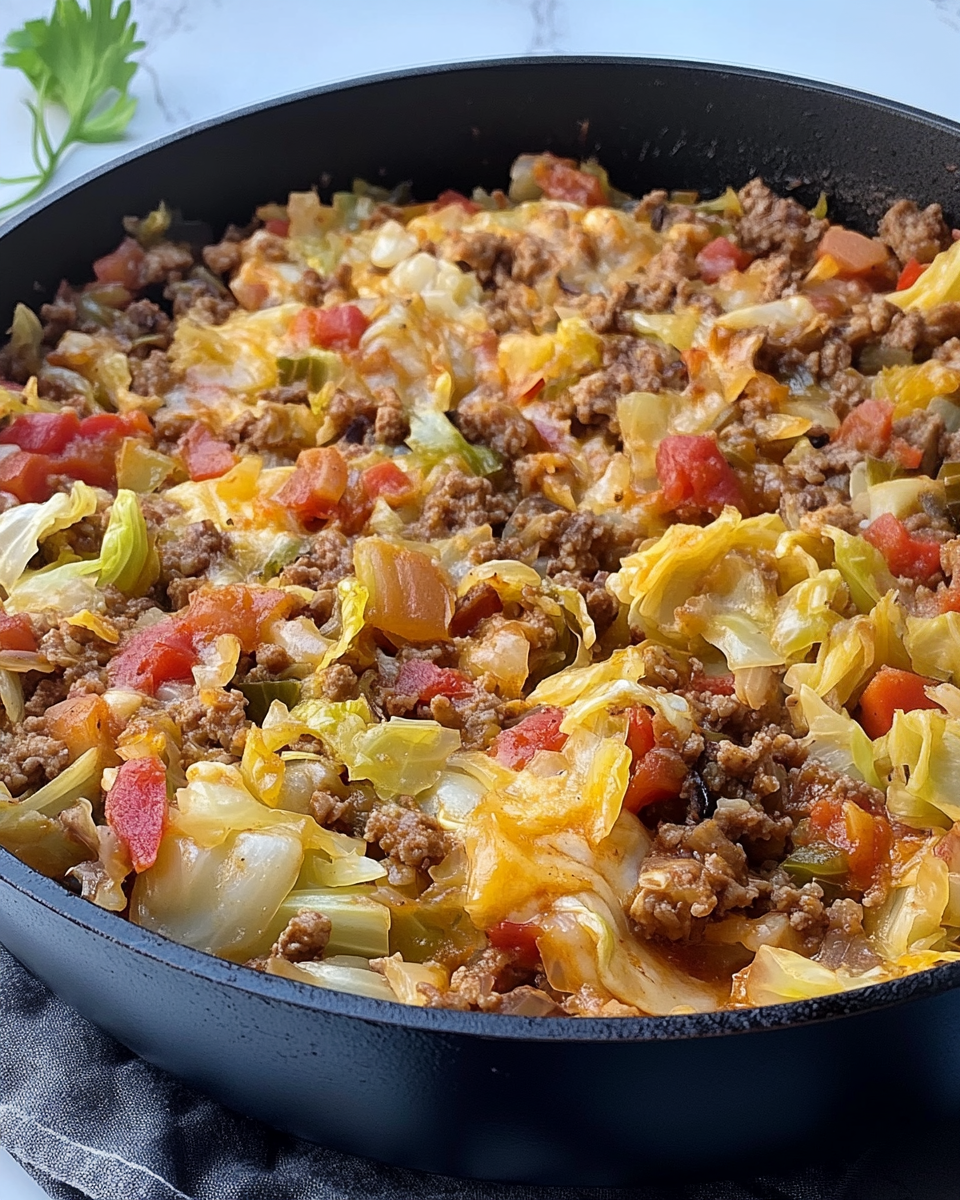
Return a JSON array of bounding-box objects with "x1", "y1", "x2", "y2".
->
[
  {"x1": 432, "y1": 190, "x2": 480, "y2": 214},
  {"x1": 396, "y1": 660, "x2": 473, "y2": 702},
  {"x1": 277, "y1": 447, "x2": 348, "y2": 523},
  {"x1": 178, "y1": 421, "x2": 237, "y2": 482},
  {"x1": 487, "y1": 920, "x2": 543, "y2": 970},
  {"x1": 857, "y1": 666, "x2": 943, "y2": 739},
  {"x1": 622, "y1": 707, "x2": 688, "y2": 814},
  {"x1": 490, "y1": 707, "x2": 567, "y2": 771},
  {"x1": 835, "y1": 399, "x2": 893, "y2": 456},
  {"x1": 362, "y1": 460, "x2": 416, "y2": 506},
  {"x1": 656, "y1": 434, "x2": 745, "y2": 513},
  {"x1": 93, "y1": 237, "x2": 145, "y2": 290},
  {"x1": 896, "y1": 258, "x2": 927, "y2": 291},
  {"x1": 0, "y1": 410, "x2": 81, "y2": 454},
  {"x1": 292, "y1": 304, "x2": 369, "y2": 351},
  {"x1": 0, "y1": 614, "x2": 37, "y2": 653},
  {"x1": 532, "y1": 154, "x2": 606, "y2": 207},
  {"x1": 696, "y1": 236, "x2": 752, "y2": 283},
  {"x1": 863, "y1": 512, "x2": 942, "y2": 584},
  {"x1": 105, "y1": 755, "x2": 167, "y2": 873}
]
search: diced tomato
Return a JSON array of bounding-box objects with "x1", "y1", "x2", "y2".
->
[
  {"x1": 362, "y1": 460, "x2": 416, "y2": 506},
  {"x1": 816, "y1": 227, "x2": 888, "y2": 276},
  {"x1": 449, "y1": 583, "x2": 503, "y2": 638},
  {"x1": 656, "y1": 434, "x2": 746, "y2": 514},
  {"x1": 264, "y1": 218, "x2": 290, "y2": 237},
  {"x1": 0, "y1": 450, "x2": 55, "y2": 502},
  {"x1": 490, "y1": 707, "x2": 567, "y2": 771},
  {"x1": 857, "y1": 666, "x2": 943, "y2": 739},
  {"x1": 689, "y1": 669, "x2": 736, "y2": 696},
  {"x1": 863, "y1": 512, "x2": 942, "y2": 584},
  {"x1": 432, "y1": 189, "x2": 480, "y2": 214},
  {"x1": 78, "y1": 411, "x2": 152, "y2": 441},
  {"x1": 487, "y1": 919, "x2": 542, "y2": 970},
  {"x1": 0, "y1": 614, "x2": 37, "y2": 653},
  {"x1": 182, "y1": 584, "x2": 294, "y2": 651},
  {"x1": 277, "y1": 446, "x2": 348, "y2": 523},
  {"x1": 104, "y1": 755, "x2": 167, "y2": 873},
  {"x1": 396, "y1": 659, "x2": 473, "y2": 703},
  {"x1": 92, "y1": 237, "x2": 145, "y2": 291},
  {"x1": 0, "y1": 411, "x2": 81, "y2": 454},
  {"x1": 291, "y1": 304, "x2": 369, "y2": 351},
  {"x1": 625, "y1": 706, "x2": 656, "y2": 762},
  {"x1": 178, "y1": 421, "x2": 236, "y2": 482},
  {"x1": 890, "y1": 437, "x2": 923, "y2": 470},
  {"x1": 696, "y1": 236, "x2": 752, "y2": 283},
  {"x1": 54, "y1": 411, "x2": 155, "y2": 491},
  {"x1": 896, "y1": 258, "x2": 927, "y2": 291},
  {"x1": 808, "y1": 795, "x2": 892, "y2": 893},
  {"x1": 835, "y1": 399, "x2": 893, "y2": 456},
  {"x1": 622, "y1": 706, "x2": 688, "y2": 814},
  {"x1": 330, "y1": 467, "x2": 374, "y2": 536},
  {"x1": 532, "y1": 154, "x2": 606, "y2": 208},
  {"x1": 108, "y1": 617, "x2": 199, "y2": 694}
]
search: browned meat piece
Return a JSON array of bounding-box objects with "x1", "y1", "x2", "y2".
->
[
  {"x1": 223, "y1": 402, "x2": 315, "y2": 460},
  {"x1": 372, "y1": 387, "x2": 409, "y2": 445},
  {"x1": 35, "y1": 622, "x2": 115, "y2": 696},
  {"x1": 279, "y1": 529, "x2": 354, "y2": 591},
  {"x1": 130, "y1": 348, "x2": 179, "y2": 397},
  {"x1": 140, "y1": 241, "x2": 194, "y2": 286},
  {"x1": 364, "y1": 801, "x2": 452, "y2": 886},
  {"x1": 169, "y1": 689, "x2": 249, "y2": 766},
  {"x1": 892, "y1": 410, "x2": 945, "y2": 477},
  {"x1": 271, "y1": 910, "x2": 331, "y2": 962},
  {"x1": 563, "y1": 337, "x2": 685, "y2": 429},
  {"x1": 414, "y1": 467, "x2": 515, "y2": 538},
  {"x1": 158, "y1": 520, "x2": 228, "y2": 609},
  {"x1": 39, "y1": 286, "x2": 78, "y2": 345},
  {"x1": 878, "y1": 198, "x2": 952, "y2": 266},
  {"x1": 630, "y1": 819, "x2": 759, "y2": 941},
  {"x1": 550, "y1": 569, "x2": 619, "y2": 635},
  {"x1": 785, "y1": 759, "x2": 885, "y2": 821},
  {"x1": 202, "y1": 239, "x2": 242, "y2": 276},
  {"x1": 737, "y1": 178, "x2": 826, "y2": 269},
  {"x1": 455, "y1": 391, "x2": 536, "y2": 458},
  {"x1": 164, "y1": 278, "x2": 236, "y2": 324},
  {"x1": 883, "y1": 303, "x2": 960, "y2": 356},
  {"x1": 309, "y1": 784, "x2": 373, "y2": 837},
  {"x1": 543, "y1": 511, "x2": 609, "y2": 575},
  {"x1": 421, "y1": 947, "x2": 536, "y2": 1012},
  {"x1": 0, "y1": 718, "x2": 70, "y2": 796},
  {"x1": 315, "y1": 663, "x2": 358, "y2": 702},
  {"x1": 426, "y1": 685, "x2": 517, "y2": 751},
  {"x1": 630, "y1": 241, "x2": 697, "y2": 312}
]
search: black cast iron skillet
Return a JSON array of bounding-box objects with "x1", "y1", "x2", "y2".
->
[{"x1": 3, "y1": 58, "x2": 960, "y2": 1187}]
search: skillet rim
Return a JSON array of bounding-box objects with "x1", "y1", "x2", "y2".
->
[{"x1": 3, "y1": 54, "x2": 960, "y2": 1044}]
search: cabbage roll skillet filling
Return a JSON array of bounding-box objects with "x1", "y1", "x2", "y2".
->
[{"x1": 3, "y1": 155, "x2": 960, "y2": 1015}]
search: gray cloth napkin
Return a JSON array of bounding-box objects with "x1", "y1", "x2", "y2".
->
[{"x1": 0, "y1": 943, "x2": 954, "y2": 1200}]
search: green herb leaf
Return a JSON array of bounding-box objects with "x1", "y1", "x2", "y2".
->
[{"x1": 1, "y1": 0, "x2": 144, "y2": 214}]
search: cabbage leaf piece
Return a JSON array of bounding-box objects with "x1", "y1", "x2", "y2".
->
[{"x1": 0, "y1": 481, "x2": 97, "y2": 594}]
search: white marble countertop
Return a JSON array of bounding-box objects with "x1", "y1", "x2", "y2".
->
[{"x1": 3, "y1": 0, "x2": 960, "y2": 1193}]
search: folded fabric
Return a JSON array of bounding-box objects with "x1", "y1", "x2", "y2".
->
[{"x1": 1, "y1": 944, "x2": 957, "y2": 1200}]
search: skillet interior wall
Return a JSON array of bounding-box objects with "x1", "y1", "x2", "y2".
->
[{"x1": 3, "y1": 57, "x2": 960, "y2": 329}]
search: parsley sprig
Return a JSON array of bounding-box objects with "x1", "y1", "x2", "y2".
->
[{"x1": 1, "y1": 0, "x2": 144, "y2": 215}]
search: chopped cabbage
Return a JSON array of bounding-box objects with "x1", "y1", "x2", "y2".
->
[
  {"x1": 889, "y1": 238, "x2": 960, "y2": 311},
  {"x1": 407, "y1": 407, "x2": 501, "y2": 477},
  {"x1": 97, "y1": 490, "x2": 158, "y2": 594},
  {"x1": 905, "y1": 612, "x2": 960, "y2": 682},
  {"x1": 797, "y1": 685, "x2": 883, "y2": 790},
  {"x1": 0, "y1": 481, "x2": 97, "y2": 594}
]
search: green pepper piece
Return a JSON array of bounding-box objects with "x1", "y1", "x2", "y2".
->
[
  {"x1": 237, "y1": 679, "x2": 301, "y2": 725},
  {"x1": 277, "y1": 354, "x2": 329, "y2": 391},
  {"x1": 939, "y1": 462, "x2": 960, "y2": 523},
  {"x1": 782, "y1": 841, "x2": 849, "y2": 884}
]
